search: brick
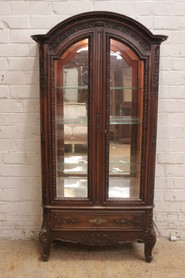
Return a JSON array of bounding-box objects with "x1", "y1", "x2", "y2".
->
[
  {"x1": 181, "y1": 203, "x2": 185, "y2": 212},
  {"x1": 154, "y1": 213, "x2": 166, "y2": 222},
  {"x1": 154, "y1": 16, "x2": 185, "y2": 30},
  {"x1": 166, "y1": 113, "x2": 185, "y2": 126},
  {"x1": 12, "y1": 1, "x2": 51, "y2": 15},
  {"x1": 0, "y1": 44, "x2": 29, "y2": 57},
  {"x1": 0, "y1": 126, "x2": 40, "y2": 139},
  {"x1": 0, "y1": 100, "x2": 22, "y2": 112},
  {"x1": 0, "y1": 30, "x2": 10, "y2": 43},
  {"x1": 0, "y1": 214, "x2": 6, "y2": 222},
  {"x1": 0, "y1": 230, "x2": 39, "y2": 240},
  {"x1": 22, "y1": 100, "x2": 39, "y2": 112},
  {"x1": 1, "y1": 152, "x2": 25, "y2": 164},
  {"x1": 94, "y1": 1, "x2": 134, "y2": 16},
  {"x1": 7, "y1": 113, "x2": 40, "y2": 126},
  {"x1": 50, "y1": 15, "x2": 70, "y2": 29},
  {"x1": 160, "y1": 71, "x2": 185, "y2": 85},
  {"x1": 168, "y1": 222, "x2": 181, "y2": 229},
  {"x1": 8, "y1": 58, "x2": 39, "y2": 71},
  {"x1": 157, "y1": 126, "x2": 184, "y2": 139},
  {"x1": 29, "y1": 44, "x2": 39, "y2": 57},
  {"x1": 167, "y1": 86, "x2": 185, "y2": 99},
  {"x1": 0, "y1": 58, "x2": 7, "y2": 70},
  {"x1": 165, "y1": 178, "x2": 174, "y2": 189},
  {"x1": 0, "y1": 177, "x2": 40, "y2": 188},
  {"x1": 24, "y1": 71, "x2": 39, "y2": 85},
  {"x1": 157, "y1": 113, "x2": 167, "y2": 126},
  {"x1": 0, "y1": 16, "x2": 29, "y2": 29},
  {"x1": 0, "y1": 165, "x2": 41, "y2": 177},
  {"x1": 179, "y1": 214, "x2": 185, "y2": 221},
  {"x1": 160, "y1": 58, "x2": 173, "y2": 71},
  {"x1": 30, "y1": 16, "x2": 51, "y2": 29},
  {"x1": 0, "y1": 188, "x2": 41, "y2": 201},
  {"x1": 0, "y1": 71, "x2": 25, "y2": 85},
  {"x1": 24, "y1": 153, "x2": 41, "y2": 165},
  {"x1": 165, "y1": 189, "x2": 185, "y2": 201},
  {"x1": 171, "y1": 44, "x2": 185, "y2": 57},
  {"x1": 166, "y1": 214, "x2": 179, "y2": 222},
  {"x1": 156, "y1": 139, "x2": 169, "y2": 152},
  {"x1": 157, "y1": 153, "x2": 184, "y2": 164},
  {"x1": 168, "y1": 140, "x2": 185, "y2": 152},
  {"x1": 0, "y1": 86, "x2": 9, "y2": 98},
  {"x1": 0, "y1": 114, "x2": 8, "y2": 125},
  {"x1": 134, "y1": 3, "x2": 173, "y2": 16},
  {"x1": 0, "y1": 202, "x2": 41, "y2": 214},
  {"x1": 155, "y1": 221, "x2": 168, "y2": 229},
  {"x1": 173, "y1": 178, "x2": 185, "y2": 189},
  {"x1": 9, "y1": 85, "x2": 39, "y2": 99},
  {"x1": 172, "y1": 59, "x2": 185, "y2": 71},
  {"x1": 14, "y1": 139, "x2": 40, "y2": 153},
  {"x1": 165, "y1": 166, "x2": 185, "y2": 177},
  {"x1": 155, "y1": 165, "x2": 165, "y2": 177},
  {"x1": 11, "y1": 30, "x2": 41, "y2": 43},
  {"x1": 0, "y1": 139, "x2": 16, "y2": 151},
  {"x1": 7, "y1": 214, "x2": 41, "y2": 223},
  {"x1": 154, "y1": 190, "x2": 165, "y2": 202},
  {"x1": 174, "y1": 3, "x2": 185, "y2": 16},
  {"x1": 154, "y1": 177, "x2": 168, "y2": 189},
  {"x1": 135, "y1": 16, "x2": 153, "y2": 29},
  {"x1": 0, "y1": 2, "x2": 11, "y2": 15},
  {"x1": 52, "y1": 2, "x2": 93, "y2": 15},
  {"x1": 173, "y1": 31, "x2": 185, "y2": 43},
  {"x1": 158, "y1": 100, "x2": 185, "y2": 113},
  {"x1": 155, "y1": 202, "x2": 181, "y2": 213}
]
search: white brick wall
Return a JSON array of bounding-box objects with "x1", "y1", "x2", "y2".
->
[{"x1": 0, "y1": 0, "x2": 185, "y2": 240}]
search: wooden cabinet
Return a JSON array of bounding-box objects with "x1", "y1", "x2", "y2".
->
[{"x1": 32, "y1": 11, "x2": 167, "y2": 262}]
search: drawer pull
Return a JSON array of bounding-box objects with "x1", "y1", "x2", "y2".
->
[
  {"x1": 116, "y1": 219, "x2": 126, "y2": 224},
  {"x1": 89, "y1": 217, "x2": 107, "y2": 225}
]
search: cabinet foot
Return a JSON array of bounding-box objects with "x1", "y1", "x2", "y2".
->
[
  {"x1": 144, "y1": 226, "x2": 156, "y2": 263},
  {"x1": 39, "y1": 227, "x2": 51, "y2": 262}
]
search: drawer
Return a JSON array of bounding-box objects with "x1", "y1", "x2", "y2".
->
[{"x1": 51, "y1": 210, "x2": 145, "y2": 231}]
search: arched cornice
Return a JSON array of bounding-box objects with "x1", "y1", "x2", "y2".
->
[{"x1": 31, "y1": 11, "x2": 167, "y2": 49}]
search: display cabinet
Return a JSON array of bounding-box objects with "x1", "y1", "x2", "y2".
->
[{"x1": 32, "y1": 11, "x2": 167, "y2": 262}]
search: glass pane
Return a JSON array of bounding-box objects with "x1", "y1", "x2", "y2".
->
[
  {"x1": 55, "y1": 39, "x2": 89, "y2": 198},
  {"x1": 108, "y1": 39, "x2": 143, "y2": 199}
]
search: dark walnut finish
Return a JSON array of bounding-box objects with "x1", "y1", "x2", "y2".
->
[{"x1": 32, "y1": 11, "x2": 167, "y2": 262}]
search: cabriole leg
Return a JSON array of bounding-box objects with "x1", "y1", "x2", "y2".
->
[
  {"x1": 144, "y1": 226, "x2": 156, "y2": 263},
  {"x1": 39, "y1": 226, "x2": 51, "y2": 261}
]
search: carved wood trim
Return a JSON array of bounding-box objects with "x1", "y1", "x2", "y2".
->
[
  {"x1": 151, "y1": 46, "x2": 160, "y2": 97},
  {"x1": 115, "y1": 214, "x2": 143, "y2": 228},
  {"x1": 54, "y1": 216, "x2": 81, "y2": 226}
]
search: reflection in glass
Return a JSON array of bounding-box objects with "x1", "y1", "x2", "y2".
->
[
  {"x1": 108, "y1": 39, "x2": 143, "y2": 199},
  {"x1": 55, "y1": 39, "x2": 88, "y2": 198}
]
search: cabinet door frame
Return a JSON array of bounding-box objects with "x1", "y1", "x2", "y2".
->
[
  {"x1": 48, "y1": 31, "x2": 96, "y2": 205},
  {"x1": 101, "y1": 31, "x2": 150, "y2": 206}
]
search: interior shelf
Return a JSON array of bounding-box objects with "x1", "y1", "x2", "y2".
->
[
  {"x1": 56, "y1": 86, "x2": 143, "y2": 91},
  {"x1": 56, "y1": 116, "x2": 141, "y2": 125}
]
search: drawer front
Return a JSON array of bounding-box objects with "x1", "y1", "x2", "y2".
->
[{"x1": 51, "y1": 210, "x2": 145, "y2": 231}]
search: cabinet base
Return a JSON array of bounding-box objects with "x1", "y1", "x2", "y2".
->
[{"x1": 39, "y1": 229, "x2": 156, "y2": 262}]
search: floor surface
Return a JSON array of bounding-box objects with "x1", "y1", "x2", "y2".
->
[{"x1": 0, "y1": 238, "x2": 184, "y2": 278}]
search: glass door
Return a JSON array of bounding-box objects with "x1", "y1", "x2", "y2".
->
[
  {"x1": 108, "y1": 38, "x2": 144, "y2": 199},
  {"x1": 54, "y1": 39, "x2": 89, "y2": 198}
]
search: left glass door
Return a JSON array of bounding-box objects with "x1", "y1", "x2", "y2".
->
[{"x1": 54, "y1": 39, "x2": 89, "y2": 198}]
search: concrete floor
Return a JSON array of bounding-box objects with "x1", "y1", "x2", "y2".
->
[{"x1": 0, "y1": 238, "x2": 184, "y2": 278}]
